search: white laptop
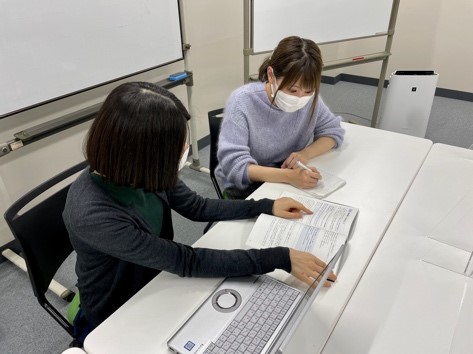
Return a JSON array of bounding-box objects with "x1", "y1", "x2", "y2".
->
[{"x1": 168, "y1": 245, "x2": 345, "y2": 354}]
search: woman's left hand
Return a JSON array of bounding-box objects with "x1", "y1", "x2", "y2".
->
[
  {"x1": 281, "y1": 151, "x2": 309, "y2": 169},
  {"x1": 273, "y1": 197, "x2": 313, "y2": 219}
]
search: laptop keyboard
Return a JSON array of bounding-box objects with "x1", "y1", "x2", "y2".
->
[{"x1": 203, "y1": 277, "x2": 300, "y2": 354}]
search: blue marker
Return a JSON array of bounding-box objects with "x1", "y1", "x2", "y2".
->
[{"x1": 168, "y1": 72, "x2": 188, "y2": 81}]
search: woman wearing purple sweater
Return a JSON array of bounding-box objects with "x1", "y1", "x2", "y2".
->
[{"x1": 217, "y1": 36, "x2": 345, "y2": 199}]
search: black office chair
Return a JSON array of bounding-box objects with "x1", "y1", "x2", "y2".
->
[
  {"x1": 208, "y1": 108, "x2": 224, "y2": 199},
  {"x1": 4, "y1": 160, "x2": 88, "y2": 346},
  {"x1": 203, "y1": 109, "x2": 225, "y2": 234}
]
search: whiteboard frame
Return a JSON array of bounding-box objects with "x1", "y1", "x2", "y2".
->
[{"x1": 243, "y1": 0, "x2": 400, "y2": 128}]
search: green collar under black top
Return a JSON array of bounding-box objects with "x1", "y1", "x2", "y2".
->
[{"x1": 90, "y1": 173, "x2": 163, "y2": 235}]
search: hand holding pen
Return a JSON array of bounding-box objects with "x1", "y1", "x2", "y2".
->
[
  {"x1": 287, "y1": 160, "x2": 321, "y2": 189},
  {"x1": 296, "y1": 160, "x2": 313, "y2": 172}
]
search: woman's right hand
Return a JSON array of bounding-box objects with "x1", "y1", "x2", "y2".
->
[
  {"x1": 289, "y1": 249, "x2": 336, "y2": 287},
  {"x1": 286, "y1": 167, "x2": 321, "y2": 189}
]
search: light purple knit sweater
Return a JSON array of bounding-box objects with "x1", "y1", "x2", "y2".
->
[{"x1": 216, "y1": 82, "x2": 345, "y2": 190}]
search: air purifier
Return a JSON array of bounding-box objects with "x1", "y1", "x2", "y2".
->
[{"x1": 378, "y1": 70, "x2": 439, "y2": 138}]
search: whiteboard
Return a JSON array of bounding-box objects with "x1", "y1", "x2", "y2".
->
[
  {"x1": 0, "y1": 0, "x2": 183, "y2": 118},
  {"x1": 252, "y1": 0, "x2": 393, "y2": 53}
]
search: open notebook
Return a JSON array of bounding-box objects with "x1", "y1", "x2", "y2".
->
[{"x1": 303, "y1": 168, "x2": 346, "y2": 199}]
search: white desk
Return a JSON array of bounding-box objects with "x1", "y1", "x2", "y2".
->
[
  {"x1": 323, "y1": 143, "x2": 473, "y2": 354},
  {"x1": 84, "y1": 123, "x2": 433, "y2": 354}
]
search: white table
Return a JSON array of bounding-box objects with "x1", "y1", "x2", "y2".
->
[
  {"x1": 84, "y1": 123, "x2": 433, "y2": 354},
  {"x1": 323, "y1": 143, "x2": 473, "y2": 354}
]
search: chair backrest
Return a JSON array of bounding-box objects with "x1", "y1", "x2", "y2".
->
[
  {"x1": 4, "y1": 160, "x2": 88, "y2": 336},
  {"x1": 208, "y1": 108, "x2": 224, "y2": 199}
]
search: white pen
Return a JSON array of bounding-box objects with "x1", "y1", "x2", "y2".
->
[
  {"x1": 296, "y1": 160, "x2": 312, "y2": 171},
  {"x1": 296, "y1": 160, "x2": 322, "y2": 180}
]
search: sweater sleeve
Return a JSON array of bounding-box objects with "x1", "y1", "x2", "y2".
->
[
  {"x1": 67, "y1": 210, "x2": 291, "y2": 277},
  {"x1": 217, "y1": 90, "x2": 258, "y2": 190},
  {"x1": 313, "y1": 97, "x2": 345, "y2": 148},
  {"x1": 63, "y1": 173, "x2": 291, "y2": 279},
  {"x1": 64, "y1": 196, "x2": 291, "y2": 278},
  {"x1": 167, "y1": 179, "x2": 273, "y2": 222}
]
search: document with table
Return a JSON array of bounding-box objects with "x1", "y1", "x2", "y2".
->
[{"x1": 246, "y1": 191, "x2": 358, "y2": 263}]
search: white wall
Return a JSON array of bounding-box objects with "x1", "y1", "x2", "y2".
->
[
  {"x1": 0, "y1": 0, "x2": 471, "y2": 246},
  {"x1": 332, "y1": 0, "x2": 473, "y2": 93}
]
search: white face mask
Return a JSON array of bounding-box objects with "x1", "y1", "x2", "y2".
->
[
  {"x1": 178, "y1": 145, "x2": 189, "y2": 171},
  {"x1": 270, "y1": 73, "x2": 314, "y2": 113}
]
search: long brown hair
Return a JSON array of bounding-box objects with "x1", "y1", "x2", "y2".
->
[
  {"x1": 86, "y1": 82, "x2": 190, "y2": 192},
  {"x1": 259, "y1": 36, "x2": 323, "y2": 117}
]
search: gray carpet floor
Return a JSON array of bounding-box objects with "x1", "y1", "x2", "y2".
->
[{"x1": 0, "y1": 81, "x2": 471, "y2": 354}]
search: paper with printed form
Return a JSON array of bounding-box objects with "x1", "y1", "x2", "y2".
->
[{"x1": 247, "y1": 191, "x2": 358, "y2": 262}]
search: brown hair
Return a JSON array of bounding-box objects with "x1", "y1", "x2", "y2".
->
[
  {"x1": 86, "y1": 82, "x2": 190, "y2": 192},
  {"x1": 258, "y1": 36, "x2": 323, "y2": 117}
]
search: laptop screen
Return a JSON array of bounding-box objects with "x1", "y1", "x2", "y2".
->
[{"x1": 269, "y1": 244, "x2": 346, "y2": 354}]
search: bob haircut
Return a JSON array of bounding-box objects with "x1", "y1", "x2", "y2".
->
[
  {"x1": 86, "y1": 81, "x2": 190, "y2": 192},
  {"x1": 258, "y1": 36, "x2": 323, "y2": 117}
]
